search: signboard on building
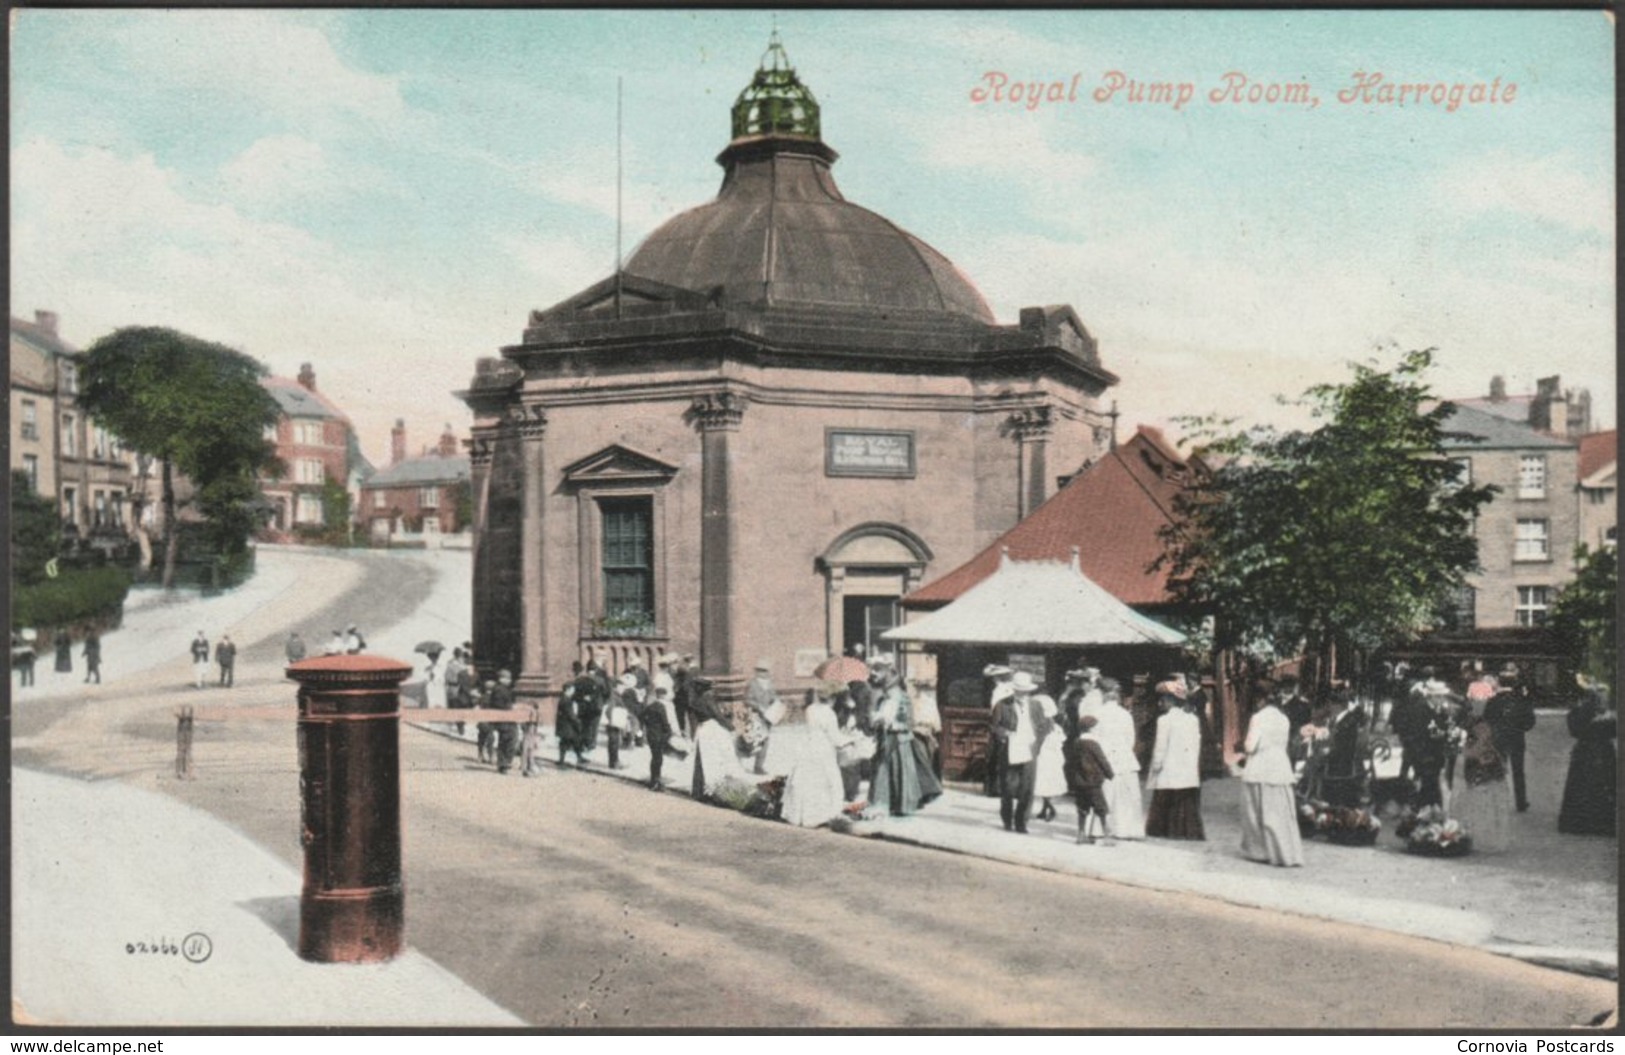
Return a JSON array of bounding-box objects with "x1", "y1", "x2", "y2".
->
[{"x1": 825, "y1": 429, "x2": 916, "y2": 478}]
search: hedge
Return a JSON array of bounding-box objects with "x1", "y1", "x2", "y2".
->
[{"x1": 13, "y1": 565, "x2": 132, "y2": 632}]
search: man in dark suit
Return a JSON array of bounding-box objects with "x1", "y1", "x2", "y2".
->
[
  {"x1": 1485, "y1": 668, "x2": 1537, "y2": 812},
  {"x1": 991, "y1": 672, "x2": 1052, "y2": 834},
  {"x1": 490, "y1": 669, "x2": 519, "y2": 774}
]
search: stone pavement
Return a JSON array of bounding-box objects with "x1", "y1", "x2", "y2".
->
[
  {"x1": 413, "y1": 712, "x2": 1617, "y2": 981},
  {"x1": 11, "y1": 766, "x2": 522, "y2": 1027}
]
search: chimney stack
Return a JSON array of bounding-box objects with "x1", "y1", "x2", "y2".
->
[
  {"x1": 438, "y1": 424, "x2": 458, "y2": 458},
  {"x1": 297, "y1": 363, "x2": 317, "y2": 391},
  {"x1": 1488, "y1": 375, "x2": 1506, "y2": 402},
  {"x1": 34, "y1": 310, "x2": 58, "y2": 335},
  {"x1": 391, "y1": 419, "x2": 406, "y2": 466}
]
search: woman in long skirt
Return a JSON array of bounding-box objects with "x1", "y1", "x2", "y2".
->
[
  {"x1": 1559, "y1": 686, "x2": 1617, "y2": 836},
  {"x1": 867, "y1": 680, "x2": 942, "y2": 817},
  {"x1": 1239, "y1": 688, "x2": 1304, "y2": 866},
  {"x1": 781, "y1": 689, "x2": 848, "y2": 827},
  {"x1": 1096, "y1": 680, "x2": 1145, "y2": 840},
  {"x1": 1145, "y1": 682, "x2": 1204, "y2": 839},
  {"x1": 1031, "y1": 692, "x2": 1069, "y2": 822},
  {"x1": 1453, "y1": 700, "x2": 1514, "y2": 852}
]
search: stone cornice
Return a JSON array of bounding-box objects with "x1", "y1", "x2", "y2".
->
[
  {"x1": 1008, "y1": 404, "x2": 1055, "y2": 443},
  {"x1": 505, "y1": 403, "x2": 548, "y2": 441},
  {"x1": 686, "y1": 390, "x2": 746, "y2": 432}
]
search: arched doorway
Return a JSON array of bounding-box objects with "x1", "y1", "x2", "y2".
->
[{"x1": 817, "y1": 523, "x2": 933, "y2": 661}]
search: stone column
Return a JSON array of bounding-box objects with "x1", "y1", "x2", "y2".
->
[
  {"x1": 824, "y1": 565, "x2": 846, "y2": 656},
  {"x1": 690, "y1": 391, "x2": 746, "y2": 701},
  {"x1": 512, "y1": 404, "x2": 550, "y2": 698},
  {"x1": 1010, "y1": 404, "x2": 1054, "y2": 520},
  {"x1": 466, "y1": 427, "x2": 497, "y2": 670}
]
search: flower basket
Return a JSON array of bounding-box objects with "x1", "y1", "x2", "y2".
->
[
  {"x1": 1297, "y1": 798, "x2": 1381, "y2": 846},
  {"x1": 1395, "y1": 807, "x2": 1472, "y2": 856},
  {"x1": 1404, "y1": 833, "x2": 1474, "y2": 857}
]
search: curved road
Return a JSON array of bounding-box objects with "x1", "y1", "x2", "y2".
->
[{"x1": 11, "y1": 547, "x2": 1616, "y2": 1028}]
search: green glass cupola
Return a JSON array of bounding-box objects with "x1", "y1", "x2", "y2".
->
[{"x1": 729, "y1": 30, "x2": 821, "y2": 141}]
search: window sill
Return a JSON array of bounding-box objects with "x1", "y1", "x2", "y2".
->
[{"x1": 1512, "y1": 556, "x2": 1552, "y2": 564}]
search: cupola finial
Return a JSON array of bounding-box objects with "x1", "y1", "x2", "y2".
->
[{"x1": 730, "y1": 30, "x2": 821, "y2": 142}]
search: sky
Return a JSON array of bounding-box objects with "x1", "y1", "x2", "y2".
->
[{"x1": 10, "y1": 9, "x2": 1615, "y2": 467}]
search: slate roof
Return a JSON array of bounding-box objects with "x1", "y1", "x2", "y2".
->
[
  {"x1": 364, "y1": 454, "x2": 470, "y2": 488},
  {"x1": 903, "y1": 427, "x2": 1196, "y2": 610},
  {"x1": 626, "y1": 137, "x2": 995, "y2": 325},
  {"x1": 1439, "y1": 403, "x2": 1572, "y2": 451},
  {"x1": 9, "y1": 315, "x2": 78, "y2": 358},
  {"x1": 1453, "y1": 395, "x2": 1534, "y2": 424},
  {"x1": 1578, "y1": 430, "x2": 1617, "y2": 483},
  {"x1": 884, "y1": 554, "x2": 1187, "y2": 648},
  {"x1": 262, "y1": 376, "x2": 351, "y2": 423}
]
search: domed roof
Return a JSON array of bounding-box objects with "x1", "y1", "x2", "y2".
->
[{"x1": 625, "y1": 37, "x2": 995, "y2": 326}]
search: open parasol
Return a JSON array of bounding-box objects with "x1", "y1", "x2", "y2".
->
[
  {"x1": 414, "y1": 640, "x2": 445, "y2": 657},
  {"x1": 814, "y1": 655, "x2": 869, "y2": 683}
]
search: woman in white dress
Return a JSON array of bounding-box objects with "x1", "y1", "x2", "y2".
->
[
  {"x1": 1031, "y1": 691, "x2": 1069, "y2": 822},
  {"x1": 1095, "y1": 679, "x2": 1145, "y2": 840},
  {"x1": 1240, "y1": 687, "x2": 1305, "y2": 866},
  {"x1": 781, "y1": 689, "x2": 851, "y2": 827}
]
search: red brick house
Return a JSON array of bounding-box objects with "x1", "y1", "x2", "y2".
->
[
  {"x1": 259, "y1": 364, "x2": 371, "y2": 541},
  {"x1": 360, "y1": 422, "x2": 471, "y2": 542}
]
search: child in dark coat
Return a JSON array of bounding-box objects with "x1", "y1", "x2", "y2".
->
[{"x1": 1065, "y1": 715, "x2": 1116, "y2": 845}]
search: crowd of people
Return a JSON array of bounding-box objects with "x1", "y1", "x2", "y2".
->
[{"x1": 422, "y1": 643, "x2": 1615, "y2": 859}]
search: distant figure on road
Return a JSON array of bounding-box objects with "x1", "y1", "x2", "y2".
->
[
  {"x1": 13, "y1": 631, "x2": 37, "y2": 687},
  {"x1": 82, "y1": 630, "x2": 102, "y2": 684},
  {"x1": 642, "y1": 685, "x2": 675, "y2": 791},
  {"x1": 190, "y1": 632, "x2": 211, "y2": 689},
  {"x1": 343, "y1": 624, "x2": 366, "y2": 654},
  {"x1": 54, "y1": 629, "x2": 73, "y2": 674},
  {"x1": 215, "y1": 635, "x2": 237, "y2": 688},
  {"x1": 491, "y1": 669, "x2": 519, "y2": 775},
  {"x1": 285, "y1": 632, "x2": 307, "y2": 665},
  {"x1": 555, "y1": 662, "x2": 590, "y2": 766},
  {"x1": 1484, "y1": 667, "x2": 1536, "y2": 813}
]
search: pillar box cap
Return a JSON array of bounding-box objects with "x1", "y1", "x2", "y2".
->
[{"x1": 286, "y1": 653, "x2": 414, "y2": 688}]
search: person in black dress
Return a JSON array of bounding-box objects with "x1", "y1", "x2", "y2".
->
[{"x1": 1558, "y1": 686, "x2": 1616, "y2": 836}]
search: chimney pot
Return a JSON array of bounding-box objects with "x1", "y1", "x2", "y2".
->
[{"x1": 297, "y1": 363, "x2": 316, "y2": 391}]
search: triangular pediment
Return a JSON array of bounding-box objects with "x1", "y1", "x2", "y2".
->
[
  {"x1": 562, "y1": 443, "x2": 681, "y2": 485},
  {"x1": 531, "y1": 272, "x2": 713, "y2": 325}
]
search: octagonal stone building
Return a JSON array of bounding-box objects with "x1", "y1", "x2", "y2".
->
[{"x1": 463, "y1": 36, "x2": 1119, "y2": 704}]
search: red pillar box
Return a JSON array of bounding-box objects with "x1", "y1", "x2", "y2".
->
[{"x1": 286, "y1": 654, "x2": 413, "y2": 963}]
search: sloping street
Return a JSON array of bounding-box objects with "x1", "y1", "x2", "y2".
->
[{"x1": 10, "y1": 546, "x2": 1618, "y2": 1028}]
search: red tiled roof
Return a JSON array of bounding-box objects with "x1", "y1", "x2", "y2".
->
[
  {"x1": 904, "y1": 426, "x2": 1194, "y2": 609},
  {"x1": 1578, "y1": 430, "x2": 1617, "y2": 481}
]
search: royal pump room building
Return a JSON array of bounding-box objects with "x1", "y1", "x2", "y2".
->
[{"x1": 462, "y1": 38, "x2": 1120, "y2": 706}]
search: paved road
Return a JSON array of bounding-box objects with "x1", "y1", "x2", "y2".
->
[{"x1": 12, "y1": 547, "x2": 1617, "y2": 1028}]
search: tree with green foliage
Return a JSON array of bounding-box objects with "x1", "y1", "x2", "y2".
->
[
  {"x1": 1158, "y1": 349, "x2": 1499, "y2": 693},
  {"x1": 77, "y1": 327, "x2": 282, "y2": 588},
  {"x1": 11, "y1": 469, "x2": 61, "y2": 588},
  {"x1": 1551, "y1": 544, "x2": 1618, "y2": 688}
]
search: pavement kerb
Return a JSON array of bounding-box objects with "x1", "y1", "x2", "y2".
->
[{"x1": 401, "y1": 718, "x2": 1617, "y2": 982}]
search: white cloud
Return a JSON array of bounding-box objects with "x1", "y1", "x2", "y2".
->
[
  {"x1": 220, "y1": 135, "x2": 333, "y2": 205},
  {"x1": 1434, "y1": 151, "x2": 1613, "y2": 236},
  {"x1": 9, "y1": 137, "x2": 503, "y2": 466},
  {"x1": 112, "y1": 12, "x2": 407, "y2": 128}
]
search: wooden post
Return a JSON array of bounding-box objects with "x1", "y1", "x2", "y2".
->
[{"x1": 175, "y1": 706, "x2": 194, "y2": 780}]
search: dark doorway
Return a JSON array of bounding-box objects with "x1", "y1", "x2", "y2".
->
[{"x1": 843, "y1": 596, "x2": 899, "y2": 659}]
